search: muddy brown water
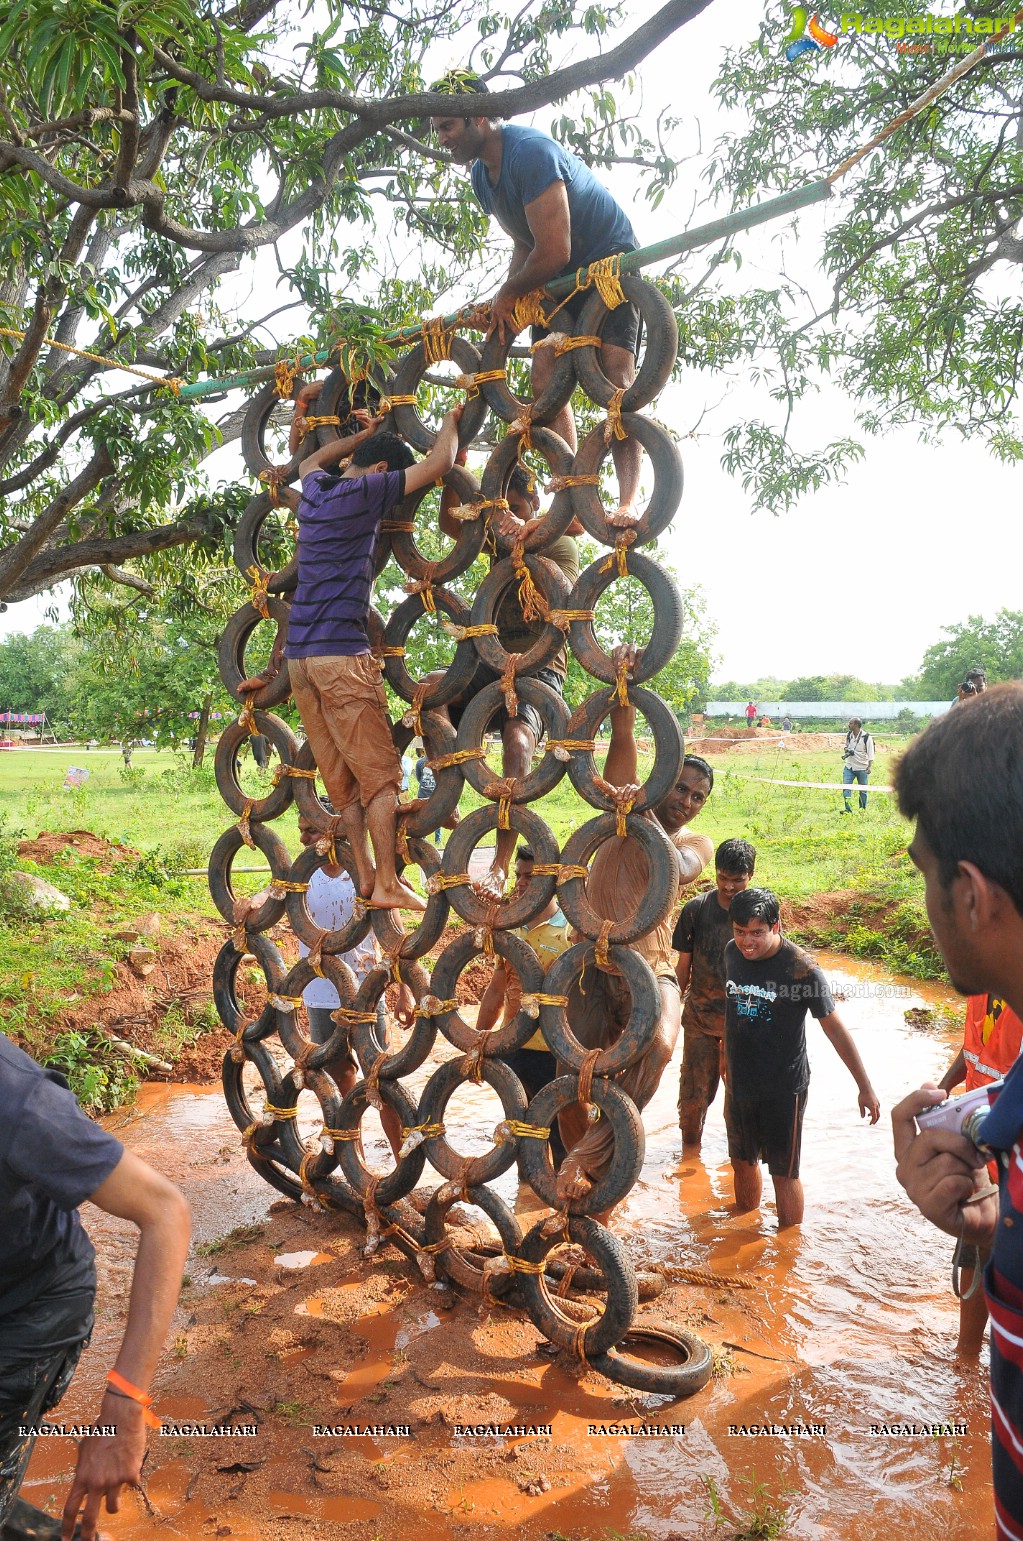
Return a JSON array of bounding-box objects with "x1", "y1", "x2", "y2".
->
[{"x1": 22, "y1": 953, "x2": 993, "y2": 1538}]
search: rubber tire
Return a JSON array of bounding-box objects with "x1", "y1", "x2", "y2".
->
[
  {"x1": 310, "y1": 366, "x2": 392, "y2": 450},
  {"x1": 389, "y1": 464, "x2": 486, "y2": 584},
  {"x1": 424, "y1": 1183, "x2": 523, "y2": 1296},
  {"x1": 212, "y1": 933, "x2": 287, "y2": 1043},
  {"x1": 218, "y1": 596, "x2": 292, "y2": 709},
  {"x1": 476, "y1": 320, "x2": 576, "y2": 427},
  {"x1": 538, "y1": 941, "x2": 661, "y2": 1075},
  {"x1": 214, "y1": 710, "x2": 299, "y2": 820},
  {"x1": 389, "y1": 336, "x2": 488, "y2": 453},
  {"x1": 543, "y1": 1255, "x2": 666, "y2": 1303},
  {"x1": 557, "y1": 811, "x2": 680, "y2": 946},
  {"x1": 347, "y1": 958, "x2": 437, "y2": 1081},
  {"x1": 564, "y1": 684, "x2": 684, "y2": 815},
  {"x1": 516, "y1": 1075, "x2": 645, "y2": 1216},
  {"x1": 428, "y1": 928, "x2": 545, "y2": 1056},
  {"x1": 334, "y1": 1075, "x2": 425, "y2": 1205},
  {"x1": 367, "y1": 834, "x2": 450, "y2": 961},
  {"x1": 284, "y1": 843, "x2": 373, "y2": 955},
  {"x1": 381, "y1": 584, "x2": 479, "y2": 709},
  {"x1": 517, "y1": 1216, "x2": 638, "y2": 1356},
  {"x1": 572, "y1": 275, "x2": 679, "y2": 411},
  {"x1": 566, "y1": 550, "x2": 683, "y2": 685},
  {"x1": 275, "y1": 1065, "x2": 346, "y2": 1180},
  {"x1": 591, "y1": 1322, "x2": 714, "y2": 1399},
  {"x1": 207, "y1": 820, "x2": 292, "y2": 930},
  {"x1": 271, "y1": 955, "x2": 360, "y2": 1066},
  {"x1": 232, "y1": 490, "x2": 299, "y2": 592},
  {"x1": 570, "y1": 415, "x2": 683, "y2": 549},
  {"x1": 395, "y1": 708, "x2": 463, "y2": 840},
  {"x1": 437, "y1": 803, "x2": 560, "y2": 929},
  {"x1": 454, "y1": 677, "x2": 571, "y2": 805},
  {"x1": 478, "y1": 428, "x2": 579, "y2": 555},
  {"x1": 240, "y1": 380, "x2": 302, "y2": 481},
  {"x1": 470, "y1": 554, "x2": 571, "y2": 676},
  {"x1": 415, "y1": 1056, "x2": 528, "y2": 1186}
]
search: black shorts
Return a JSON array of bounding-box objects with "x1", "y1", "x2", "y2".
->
[
  {"x1": 532, "y1": 252, "x2": 641, "y2": 357},
  {"x1": 447, "y1": 663, "x2": 564, "y2": 744},
  {"x1": 724, "y1": 1088, "x2": 808, "y2": 1179}
]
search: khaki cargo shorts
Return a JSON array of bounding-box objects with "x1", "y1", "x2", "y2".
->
[{"x1": 289, "y1": 653, "x2": 402, "y2": 811}]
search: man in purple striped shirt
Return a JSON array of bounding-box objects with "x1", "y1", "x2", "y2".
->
[{"x1": 267, "y1": 407, "x2": 461, "y2": 911}]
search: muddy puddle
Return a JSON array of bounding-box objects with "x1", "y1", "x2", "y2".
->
[{"x1": 22, "y1": 953, "x2": 993, "y2": 1539}]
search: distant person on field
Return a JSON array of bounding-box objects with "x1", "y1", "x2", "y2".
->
[
  {"x1": 782, "y1": 715, "x2": 793, "y2": 733},
  {"x1": 936, "y1": 993, "x2": 1023, "y2": 1357},
  {"x1": 746, "y1": 701, "x2": 757, "y2": 728},
  {"x1": 722, "y1": 887, "x2": 880, "y2": 1229},
  {"x1": 239, "y1": 406, "x2": 462, "y2": 911},
  {"x1": 841, "y1": 717, "x2": 874, "y2": 813},
  {"x1": 675, "y1": 838, "x2": 756, "y2": 1148},
  {"x1": 413, "y1": 752, "x2": 443, "y2": 847}
]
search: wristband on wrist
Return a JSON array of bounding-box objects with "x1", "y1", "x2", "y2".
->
[{"x1": 106, "y1": 1369, "x2": 161, "y2": 1429}]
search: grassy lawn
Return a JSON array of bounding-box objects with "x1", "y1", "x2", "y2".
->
[{"x1": 0, "y1": 732, "x2": 940, "y2": 1103}]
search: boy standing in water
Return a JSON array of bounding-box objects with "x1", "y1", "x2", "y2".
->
[{"x1": 723, "y1": 888, "x2": 880, "y2": 1228}]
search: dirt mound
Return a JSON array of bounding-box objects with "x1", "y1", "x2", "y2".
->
[
  {"x1": 687, "y1": 730, "x2": 846, "y2": 755},
  {"x1": 17, "y1": 829, "x2": 140, "y2": 870}
]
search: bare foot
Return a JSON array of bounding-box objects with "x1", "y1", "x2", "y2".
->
[
  {"x1": 607, "y1": 502, "x2": 639, "y2": 527},
  {"x1": 372, "y1": 877, "x2": 427, "y2": 912},
  {"x1": 473, "y1": 861, "x2": 507, "y2": 902}
]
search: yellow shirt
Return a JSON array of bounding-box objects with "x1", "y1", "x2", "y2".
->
[{"x1": 503, "y1": 910, "x2": 572, "y2": 1050}]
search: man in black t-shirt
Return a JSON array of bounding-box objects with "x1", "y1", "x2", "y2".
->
[
  {"x1": 674, "y1": 837, "x2": 756, "y2": 1147},
  {"x1": 722, "y1": 889, "x2": 881, "y2": 1228}
]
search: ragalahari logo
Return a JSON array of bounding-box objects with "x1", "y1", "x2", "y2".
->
[{"x1": 785, "y1": 6, "x2": 839, "y2": 59}]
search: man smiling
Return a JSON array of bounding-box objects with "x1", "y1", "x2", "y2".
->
[{"x1": 723, "y1": 888, "x2": 880, "y2": 1229}]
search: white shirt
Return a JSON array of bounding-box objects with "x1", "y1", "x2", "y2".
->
[{"x1": 299, "y1": 867, "x2": 378, "y2": 1008}]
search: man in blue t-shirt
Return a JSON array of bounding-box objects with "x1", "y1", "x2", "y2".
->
[
  {"x1": 892, "y1": 685, "x2": 1023, "y2": 1539},
  {"x1": 430, "y1": 73, "x2": 644, "y2": 526},
  {"x1": 0, "y1": 1034, "x2": 190, "y2": 1540}
]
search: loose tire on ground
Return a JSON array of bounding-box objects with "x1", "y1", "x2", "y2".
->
[{"x1": 591, "y1": 1321, "x2": 714, "y2": 1398}]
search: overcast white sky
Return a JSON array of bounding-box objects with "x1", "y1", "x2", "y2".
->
[{"x1": 3, "y1": 0, "x2": 1017, "y2": 686}]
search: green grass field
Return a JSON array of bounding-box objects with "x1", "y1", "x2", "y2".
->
[{"x1": 0, "y1": 734, "x2": 940, "y2": 1106}]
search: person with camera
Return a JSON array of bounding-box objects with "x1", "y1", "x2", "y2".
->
[
  {"x1": 841, "y1": 717, "x2": 874, "y2": 813},
  {"x1": 953, "y1": 667, "x2": 988, "y2": 707},
  {"x1": 892, "y1": 685, "x2": 1023, "y2": 1536}
]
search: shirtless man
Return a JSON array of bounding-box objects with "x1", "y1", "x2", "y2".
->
[{"x1": 554, "y1": 641, "x2": 714, "y2": 1207}]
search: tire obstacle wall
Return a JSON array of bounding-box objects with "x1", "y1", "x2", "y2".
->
[{"x1": 209, "y1": 276, "x2": 713, "y2": 1397}]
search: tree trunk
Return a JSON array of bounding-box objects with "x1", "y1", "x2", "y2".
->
[{"x1": 192, "y1": 692, "x2": 213, "y2": 766}]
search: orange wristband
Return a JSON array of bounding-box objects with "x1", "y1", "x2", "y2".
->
[{"x1": 105, "y1": 1369, "x2": 161, "y2": 1430}]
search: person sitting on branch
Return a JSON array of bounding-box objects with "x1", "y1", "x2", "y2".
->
[
  {"x1": 240, "y1": 405, "x2": 463, "y2": 911},
  {"x1": 430, "y1": 72, "x2": 644, "y2": 526}
]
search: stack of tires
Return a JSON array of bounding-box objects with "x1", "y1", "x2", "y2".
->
[{"x1": 210, "y1": 276, "x2": 712, "y2": 1399}]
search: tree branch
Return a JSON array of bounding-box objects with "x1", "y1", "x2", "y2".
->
[{"x1": 0, "y1": 445, "x2": 115, "y2": 595}]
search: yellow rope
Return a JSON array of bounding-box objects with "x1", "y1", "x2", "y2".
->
[
  {"x1": 380, "y1": 394, "x2": 418, "y2": 411},
  {"x1": 268, "y1": 879, "x2": 311, "y2": 895},
  {"x1": 556, "y1": 863, "x2": 590, "y2": 883},
  {"x1": 504, "y1": 1253, "x2": 546, "y2": 1276},
  {"x1": 400, "y1": 1122, "x2": 447, "y2": 1140},
  {"x1": 269, "y1": 993, "x2": 304, "y2": 1011},
  {"x1": 415, "y1": 996, "x2": 458, "y2": 1017},
  {"x1": 548, "y1": 474, "x2": 600, "y2": 491},
  {"x1": 502, "y1": 1120, "x2": 552, "y2": 1139},
  {"x1": 455, "y1": 368, "x2": 506, "y2": 399},
  {"x1": 588, "y1": 253, "x2": 627, "y2": 310},
  {"x1": 421, "y1": 316, "x2": 455, "y2": 364},
  {"x1": 330, "y1": 1005, "x2": 380, "y2": 1026},
  {"x1": 544, "y1": 739, "x2": 596, "y2": 758},
  {"x1": 379, "y1": 645, "x2": 406, "y2": 658},
  {"x1": 615, "y1": 796, "x2": 634, "y2": 839},
  {"x1": 510, "y1": 291, "x2": 551, "y2": 332},
  {"x1": 245, "y1": 564, "x2": 271, "y2": 620},
  {"x1": 272, "y1": 763, "x2": 318, "y2": 783},
  {"x1": 549, "y1": 608, "x2": 596, "y2": 629},
  {"x1": 441, "y1": 621, "x2": 499, "y2": 642},
  {"x1": 604, "y1": 386, "x2": 627, "y2": 444},
  {"x1": 600, "y1": 530, "x2": 636, "y2": 578},
  {"x1": 274, "y1": 357, "x2": 301, "y2": 399},
  {"x1": 0, "y1": 325, "x2": 183, "y2": 393},
  {"x1": 237, "y1": 801, "x2": 255, "y2": 849},
  {"x1": 264, "y1": 1102, "x2": 299, "y2": 1119},
  {"x1": 426, "y1": 871, "x2": 471, "y2": 894},
  {"x1": 428, "y1": 747, "x2": 487, "y2": 771},
  {"x1": 530, "y1": 334, "x2": 603, "y2": 355}
]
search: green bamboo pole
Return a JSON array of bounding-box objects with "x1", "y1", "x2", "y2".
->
[{"x1": 176, "y1": 178, "x2": 830, "y2": 402}]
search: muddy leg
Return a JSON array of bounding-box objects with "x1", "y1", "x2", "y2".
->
[
  {"x1": 772, "y1": 1175, "x2": 804, "y2": 1229},
  {"x1": 365, "y1": 790, "x2": 425, "y2": 911},
  {"x1": 732, "y1": 1159, "x2": 762, "y2": 1213},
  {"x1": 339, "y1": 800, "x2": 375, "y2": 899}
]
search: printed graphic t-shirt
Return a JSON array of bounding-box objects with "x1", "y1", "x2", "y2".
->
[
  {"x1": 470, "y1": 126, "x2": 637, "y2": 275},
  {"x1": 286, "y1": 468, "x2": 405, "y2": 658},
  {"x1": 672, "y1": 890, "x2": 733, "y2": 1038},
  {"x1": 721, "y1": 937, "x2": 835, "y2": 1101},
  {"x1": 0, "y1": 1033, "x2": 123, "y2": 1316}
]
